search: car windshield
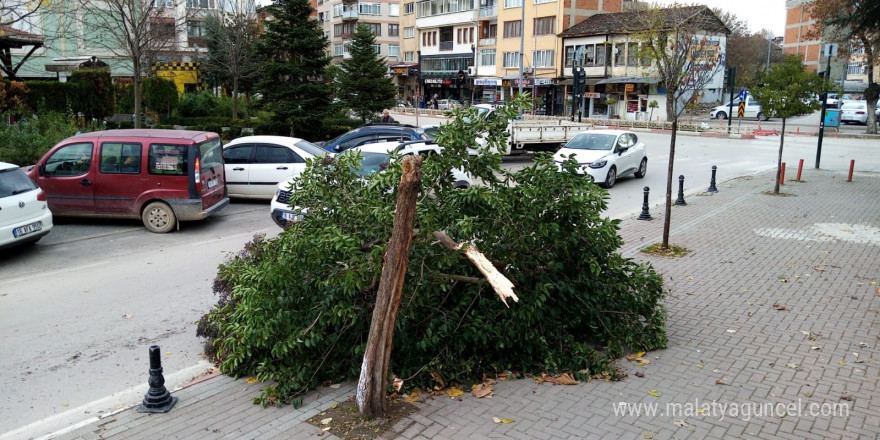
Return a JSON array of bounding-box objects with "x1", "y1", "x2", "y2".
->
[
  {"x1": 294, "y1": 140, "x2": 329, "y2": 157},
  {"x1": 565, "y1": 133, "x2": 617, "y2": 151},
  {"x1": 0, "y1": 167, "x2": 37, "y2": 198},
  {"x1": 355, "y1": 152, "x2": 390, "y2": 177},
  {"x1": 422, "y1": 126, "x2": 440, "y2": 140}
]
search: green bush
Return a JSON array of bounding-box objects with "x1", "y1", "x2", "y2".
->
[
  {"x1": 224, "y1": 125, "x2": 242, "y2": 140},
  {"x1": 197, "y1": 96, "x2": 667, "y2": 406},
  {"x1": 105, "y1": 121, "x2": 118, "y2": 129},
  {"x1": 252, "y1": 119, "x2": 289, "y2": 136},
  {"x1": 202, "y1": 124, "x2": 223, "y2": 136},
  {"x1": 178, "y1": 91, "x2": 221, "y2": 117},
  {"x1": 23, "y1": 81, "x2": 75, "y2": 113},
  {"x1": 0, "y1": 112, "x2": 98, "y2": 165},
  {"x1": 142, "y1": 77, "x2": 179, "y2": 118},
  {"x1": 119, "y1": 121, "x2": 134, "y2": 129},
  {"x1": 69, "y1": 68, "x2": 114, "y2": 121}
]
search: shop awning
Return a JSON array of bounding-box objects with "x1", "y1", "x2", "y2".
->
[
  {"x1": 596, "y1": 76, "x2": 660, "y2": 84},
  {"x1": 558, "y1": 77, "x2": 603, "y2": 86}
]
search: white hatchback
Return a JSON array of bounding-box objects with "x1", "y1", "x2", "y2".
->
[
  {"x1": 0, "y1": 162, "x2": 53, "y2": 249},
  {"x1": 554, "y1": 130, "x2": 647, "y2": 188},
  {"x1": 840, "y1": 101, "x2": 868, "y2": 125},
  {"x1": 223, "y1": 135, "x2": 329, "y2": 199}
]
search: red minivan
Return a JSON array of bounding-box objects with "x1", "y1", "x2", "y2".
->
[{"x1": 28, "y1": 129, "x2": 229, "y2": 233}]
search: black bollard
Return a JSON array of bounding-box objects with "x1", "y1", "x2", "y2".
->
[
  {"x1": 638, "y1": 186, "x2": 653, "y2": 220},
  {"x1": 137, "y1": 345, "x2": 178, "y2": 413},
  {"x1": 674, "y1": 175, "x2": 687, "y2": 206},
  {"x1": 707, "y1": 165, "x2": 718, "y2": 193}
]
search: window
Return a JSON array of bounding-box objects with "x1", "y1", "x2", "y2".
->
[
  {"x1": 389, "y1": 24, "x2": 399, "y2": 36},
  {"x1": 564, "y1": 46, "x2": 574, "y2": 67},
  {"x1": 223, "y1": 145, "x2": 252, "y2": 165},
  {"x1": 44, "y1": 143, "x2": 93, "y2": 177},
  {"x1": 503, "y1": 51, "x2": 520, "y2": 68},
  {"x1": 149, "y1": 144, "x2": 188, "y2": 176},
  {"x1": 186, "y1": 0, "x2": 209, "y2": 8},
  {"x1": 334, "y1": 44, "x2": 348, "y2": 56},
  {"x1": 198, "y1": 139, "x2": 223, "y2": 170},
  {"x1": 150, "y1": 19, "x2": 176, "y2": 46},
  {"x1": 614, "y1": 43, "x2": 625, "y2": 66},
  {"x1": 359, "y1": 2, "x2": 381, "y2": 15},
  {"x1": 372, "y1": 43, "x2": 381, "y2": 54},
  {"x1": 456, "y1": 27, "x2": 473, "y2": 44},
  {"x1": 532, "y1": 49, "x2": 554, "y2": 67},
  {"x1": 503, "y1": 20, "x2": 521, "y2": 38},
  {"x1": 585, "y1": 45, "x2": 595, "y2": 65},
  {"x1": 100, "y1": 142, "x2": 142, "y2": 174},
  {"x1": 254, "y1": 146, "x2": 303, "y2": 164},
  {"x1": 333, "y1": 3, "x2": 343, "y2": 16},
  {"x1": 405, "y1": 27, "x2": 415, "y2": 38},
  {"x1": 187, "y1": 21, "x2": 205, "y2": 38},
  {"x1": 154, "y1": 0, "x2": 174, "y2": 6},
  {"x1": 533, "y1": 16, "x2": 554, "y2": 35},
  {"x1": 389, "y1": 44, "x2": 400, "y2": 57},
  {"x1": 363, "y1": 22, "x2": 381, "y2": 36},
  {"x1": 334, "y1": 23, "x2": 355, "y2": 36},
  {"x1": 595, "y1": 44, "x2": 607, "y2": 66},
  {"x1": 480, "y1": 48, "x2": 496, "y2": 66},
  {"x1": 627, "y1": 42, "x2": 638, "y2": 66},
  {"x1": 534, "y1": 0, "x2": 555, "y2": 3},
  {"x1": 389, "y1": 3, "x2": 400, "y2": 16},
  {"x1": 504, "y1": 0, "x2": 523, "y2": 7},
  {"x1": 404, "y1": 2, "x2": 414, "y2": 14},
  {"x1": 405, "y1": 51, "x2": 415, "y2": 61},
  {"x1": 847, "y1": 62, "x2": 864, "y2": 75},
  {"x1": 482, "y1": 23, "x2": 497, "y2": 38}
]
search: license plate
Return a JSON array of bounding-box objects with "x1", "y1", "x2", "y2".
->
[
  {"x1": 281, "y1": 212, "x2": 303, "y2": 222},
  {"x1": 13, "y1": 221, "x2": 42, "y2": 238},
  {"x1": 207, "y1": 178, "x2": 218, "y2": 189}
]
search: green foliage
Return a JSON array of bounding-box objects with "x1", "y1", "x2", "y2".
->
[
  {"x1": 0, "y1": 112, "x2": 98, "y2": 165},
  {"x1": 69, "y1": 68, "x2": 115, "y2": 120},
  {"x1": 254, "y1": 0, "x2": 333, "y2": 137},
  {"x1": 23, "y1": 81, "x2": 76, "y2": 113},
  {"x1": 751, "y1": 55, "x2": 827, "y2": 119},
  {"x1": 338, "y1": 23, "x2": 396, "y2": 122},
  {"x1": 198, "y1": 94, "x2": 667, "y2": 405},
  {"x1": 177, "y1": 91, "x2": 222, "y2": 117},
  {"x1": 116, "y1": 83, "x2": 135, "y2": 114},
  {"x1": 142, "y1": 77, "x2": 179, "y2": 118}
]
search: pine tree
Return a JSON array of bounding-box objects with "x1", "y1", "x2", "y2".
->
[
  {"x1": 338, "y1": 23, "x2": 396, "y2": 123},
  {"x1": 255, "y1": 0, "x2": 332, "y2": 137}
]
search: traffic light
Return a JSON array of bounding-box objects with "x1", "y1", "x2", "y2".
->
[
  {"x1": 576, "y1": 68, "x2": 586, "y2": 94},
  {"x1": 573, "y1": 68, "x2": 582, "y2": 96}
]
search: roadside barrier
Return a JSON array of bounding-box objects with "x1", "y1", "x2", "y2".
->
[
  {"x1": 638, "y1": 187, "x2": 653, "y2": 220},
  {"x1": 675, "y1": 175, "x2": 687, "y2": 206},
  {"x1": 708, "y1": 166, "x2": 719, "y2": 193},
  {"x1": 137, "y1": 345, "x2": 178, "y2": 413}
]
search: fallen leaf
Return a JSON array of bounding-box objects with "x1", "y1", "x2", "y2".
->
[
  {"x1": 859, "y1": 342, "x2": 868, "y2": 348},
  {"x1": 634, "y1": 371, "x2": 645, "y2": 378},
  {"x1": 840, "y1": 395, "x2": 854, "y2": 401},
  {"x1": 644, "y1": 434, "x2": 654, "y2": 439},
  {"x1": 787, "y1": 363, "x2": 801, "y2": 370},
  {"x1": 404, "y1": 393, "x2": 420, "y2": 403},
  {"x1": 320, "y1": 417, "x2": 332, "y2": 425},
  {"x1": 872, "y1": 281, "x2": 878, "y2": 285},
  {"x1": 636, "y1": 351, "x2": 646, "y2": 358},
  {"x1": 772, "y1": 304, "x2": 787, "y2": 311},
  {"x1": 331, "y1": 403, "x2": 338, "y2": 409},
  {"x1": 800, "y1": 331, "x2": 811, "y2": 336},
  {"x1": 726, "y1": 329, "x2": 737, "y2": 334},
  {"x1": 626, "y1": 354, "x2": 638, "y2": 361},
  {"x1": 674, "y1": 419, "x2": 688, "y2": 428},
  {"x1": 492, "y1": 417, "x2": 514, "y2": 424},
  {"x1": 431, "y1": 370, "x2": 446, "y2": 388},
  {"x1": 636, "y1": 358, "x2": 650, "y2": 366},
  {"x1": 648, "y1": 389, "x2": 660, "y2": 397},
  {"x1": 686, "y1": 276, "x2": 694, "y2": 280},
  {"x1": 165, "y1": 352, "x2": 172, "y2": 356},
  {"x1": 122, "y1": 314, "x2": 133, "y2": 319},
  {"x1": 329, "y1": 383, "x2": 341, "y2": 389},
  {"x1": 695, "y1": 364, "x2": 704, "y2": 369},
  {"x1": 804, "y1": 392, "x2": 813, "y2": 398},
  {"x1": 811, "y1": 346, "x2": 821, "y2": 351},
  {"x1": 446, "y1": 387, "x2": 464, "y2": 398},
  {"x1": 472, "y1": 383, "x2": 494, "y2": 398},
  {"x1": 716, "y1": 379, "x2": 729, "y2": 385},
  {"x1": 712, "y1": 369, "x2": 721, "y2": 373},
  {"x1": 246, "y1": 377, "x2": 259, "y2": 384},
  {"x1": 839, "y1": 361, "x2": 847, "y2": 366},
  {"x1": 552, "y1": 373, "x2": 579, "y2": 385},
  {"x1": 322, "y1": 427, "x2": 331, "y2": 431}
]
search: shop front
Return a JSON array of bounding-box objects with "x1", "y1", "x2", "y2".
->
[
  {"x1": 391, "y1": 63, "x2": 420, "y2": 106},
  {"x1": 596, "y1": 77, "x2": 662, "y2": 121},
  {"x1": 473, "y1": 77, "x2": 502, "y2": 104}
]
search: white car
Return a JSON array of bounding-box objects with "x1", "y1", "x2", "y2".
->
[
  {"x1": 270, "y1": 140, "x2": 471, "y2": 227},
  {"x1": 223, "y1": 135, "x2": 329, "y2": 199},
  {"x1": 437, "y1": 99, "x2": 460, "y2": 110},
  {"x1": 0, "y1": 162, "x2": 53, "y2": 249},
  {"x1": 554, "y1": 130, "x2": 647, "y2": 188},
  {"x1": 840, "y1": 101, "x2": 868, "y2": 125}
]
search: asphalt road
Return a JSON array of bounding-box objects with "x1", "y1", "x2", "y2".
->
[{"x1": 1, "y1": 121, "x2": 877, "y2": 439}]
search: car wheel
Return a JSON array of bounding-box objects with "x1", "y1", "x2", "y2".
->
[
  {"x1": 142, "y1": 201, "x2": 176, "y2": 233},
  {"x1": 603, "y1": 166, "x2": 617, "y2": 188},
  {"x1": 634, "y1": 157, "x2": 647, "y2": 178},
  {"x1": 715, "y1": 112, "x2": 727, "y2": 120},
  {"x1": 757, "y1": 112, "x2": 769, "y2": 121}
]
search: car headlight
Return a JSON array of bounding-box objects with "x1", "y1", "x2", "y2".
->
[{"x1": 587, "y1": 160, "x2": 607, "y2": 169}]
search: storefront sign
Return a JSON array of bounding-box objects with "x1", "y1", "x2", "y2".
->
[
  {"x1": 474, "y1": 78, "x2": 502, "y2": 86},
  {"x1": 392, "y1": 67, "x2": 409, "y2": 75},
  {"x1": 502, "y1": 78, "x2": 534, "y2": 87},
  {"x1": 583, "y1": 92, "x2": 602, "y2": 99},
  {"x1": 625, "y1": 83, "x2": 634, "y2": 92},
  {"x1": 534, "y1": 78, "x2": 554, "y2": 86},
  {"x1": 424, "y1": 78, "x2": 443, "y2": 84}
]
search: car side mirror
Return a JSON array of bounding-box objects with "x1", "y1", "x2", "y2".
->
[
  {"x1": 38, "y1": 163, "x2": 45, "y2": 176},
  {"x1": 617, "y1": 145, "x2": 628, "y2": 155}
]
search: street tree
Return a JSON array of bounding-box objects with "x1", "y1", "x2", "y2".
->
[
  {"x1": 750, "y1": 55, "x2": 826, "y2": 194},
  {"x1": 808, "y1": 0, "x2": 880, "y2": 134},
  {"x1": 0, "y1": 0, "x2": 43, "y2": 28},
  {"x1": 74, "y1": 0, "x2": 188, "y2": 128},
  {"x1": 254, "y1": 0, "x2": 332, "y2": 138},
  {"x1": 636, "y1": 5, "x2": 728, "y2": 249},
  {"x1": 202, "y1": 2, "x2": 261, "y2": 120},
  {"x1": 338, "y1": 23, "x2": 396, "y2": 123}
]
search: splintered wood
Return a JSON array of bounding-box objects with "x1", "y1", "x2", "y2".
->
[{"x1": 432, "y1": 231, "x2": 519, "y2": 307}]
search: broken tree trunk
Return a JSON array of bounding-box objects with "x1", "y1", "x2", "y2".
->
[
  {"x1": 356, "y1": 155, "x2": 423, "y2": 418},
  {"x1": 433, "y1": 231, "x2": 519, "y2": 307}
]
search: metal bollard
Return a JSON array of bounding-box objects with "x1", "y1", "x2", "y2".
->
[
  {"x1": 796, "y1": 159, "x2": 804, "y2": 182},
  {"x1": 707, "y1": 165, "x2": 718, "y2": 193},
  {"x1": 780, "y1": 162, "x2": 786, "y2": 186},
  {"x1": 674, "y1": 175, "x2": 687, "y2": 206},
  {"x1": 638, "y1": 186, "x2": 653, "y2": 220},
  {"x1": 137, "y1": 345, "x2": 178, "y2": 413}
]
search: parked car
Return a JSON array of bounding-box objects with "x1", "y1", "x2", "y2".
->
[
  {"x1": 437, "y1": 99, "x2": 460, "y2": 110},
  {"x1": 223, "y1": 136, "x2": 328, "y2": 200},
  {"x1": 825, "y1": 93, "x2": 840, "y2": 109},
  {"x1": 26, "y1": 129, "x2": 228, "y2": 233},
  {"x1": 317, "y1": 123, "x2": 432, "y2": 154},
  {"x1": 554, "y1": 130, "x2": 647, "y2": 188},
  {"x1": 840, "y1": 100, "x2": 868, "y2": 125},
  {"x1": 270, "y1": 140, "x2": 471, "y2": 228},
  {"x1": 0, "y1": 162, "x2": 53, "y2": 249},
  {"x1": 709, "y1": 94, "x2": 767, "y2": 120}
]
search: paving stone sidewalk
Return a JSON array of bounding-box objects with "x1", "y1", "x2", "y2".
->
[{"x1": 51, "y1": 168, "x2": 880, "y2": 440}]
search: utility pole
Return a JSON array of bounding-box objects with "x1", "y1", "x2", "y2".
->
[
  {"x1": 816, "y1": 43, "x2": 836, "y2": 169},
  {"x1": 518, "y1": 0, "x2": 524, "y2": 96}
]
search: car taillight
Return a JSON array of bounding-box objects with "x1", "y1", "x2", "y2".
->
[
  {"x1": 36, "y1": 189, "x2": 47, "y2": 201},
  {"x1": 194, "y1": 157, "x2": 202, "y2": 191}
]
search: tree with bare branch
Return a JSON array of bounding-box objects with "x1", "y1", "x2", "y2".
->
[
  {"x1": 0, "y1": 0, "x2": 44, "y2": 28},
  {"x1": 202, "y1": 1, "x2": 260, "y2": 120},
  {"x1": 636, "y1": 5, "x2": 728, "y2": 249},
  {"x1": 74, "y1": 0, "x2": 188, "y2": 128}
]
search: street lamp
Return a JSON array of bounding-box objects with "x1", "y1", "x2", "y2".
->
[{"x1": 766, "y1": 33, "x2": 773, "y2": 71}]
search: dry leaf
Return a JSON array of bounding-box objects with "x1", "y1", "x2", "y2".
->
[
  {"x1": 695, "y1": 364, "x2": 704, "y2": 369},
  {"x1": 715, "y1": 379, "x2": 729, "y2": 385},
  {"x1": 636, "y1": 358, "x2": 650, "y2": 366},
  {"x1": 634, "y1": 371, "x2": 645, "y2": 378},
  {"x1": 552, "y1": 373, "x2": 579, "y2": 385},
  {"x1": 331, "y1": 403, "x2": 338, "y2": 409},
  {"x1": 165, "y1": 351, "x2": 172, "y2": 356},
  {"x1": 644, "y1": 435, "x2": 654, "y2": 439},
  {"x1": 773, "y1": 304, "x2": 787, "y2": 311},
  {"x1": 840, "y1": 395, "x2": 854, "y2": 401},
  {"x1": 329, "y1": 383, "x2": 341, "y2": 389},
  {"x1": 492, "y1": 417, "x2": 514, "y2": 424},
  {"x1": 431, "y1": 370, "x2": 446, "y2": 388},
  {"x1": 404, "y1": 393, "x2": 420, "y2": 403},
  {"x1": 626, "y1": 354, "x2": 638, "y2": 361},
  {"x1": 787, "y1": 363, "x2": 801, "y2": 370},
  {"x1": 320, "y1": 417, "x2": 332, "y2": 425},
  {"x1": 726, "y1": 329, "x2": 737, "y2": 334},
  {"x1": 811, "y1": 346, "x2": 821, "y2": 351},
  {"x1": 246, "y1": 377, "x2": 259, "y2": 384},
  {"x1": 674, "y1": 419, "x2": 688, "y2": 428},
  {"x1": 839, "y1": 361, "x2": 847, "y2": 366},
  {"x1": 446, "y1": 387, "x2": 464, "y2": 398},
  {"x1": 122, "y1": 314, "x2": 133, "y2": 319},
  {"x1": 472, "y1": 383, "x2": 494, "y2": 398},
  {"x1": 648, "y1": 389, "x2": 660, "y2": 397}
]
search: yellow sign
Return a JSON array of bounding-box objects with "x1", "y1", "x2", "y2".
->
[
  {"x1": 625, "y1": 83, "x2": 634, "y2": 92},
  {"x1": 737, "y1": 102, "x2": 745, "y2": 117}
]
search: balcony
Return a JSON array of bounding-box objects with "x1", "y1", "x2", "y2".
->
[
  {"x1": 341, "y1": 10, "x2": 358, "y2": 20},
  {"x1": 479, "y1": 38, "x2": 495, "y2": 46},
  {"x1": 439, "y1": 41, "x2": 454, "y2": 51},
  {"x1": 478, "y1": 5, "x2": 497, "y2": 18}
]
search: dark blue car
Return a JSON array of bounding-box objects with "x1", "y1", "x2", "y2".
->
[{"x1": 318, "y1": 123, "x2": 431, "y2": 153}]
